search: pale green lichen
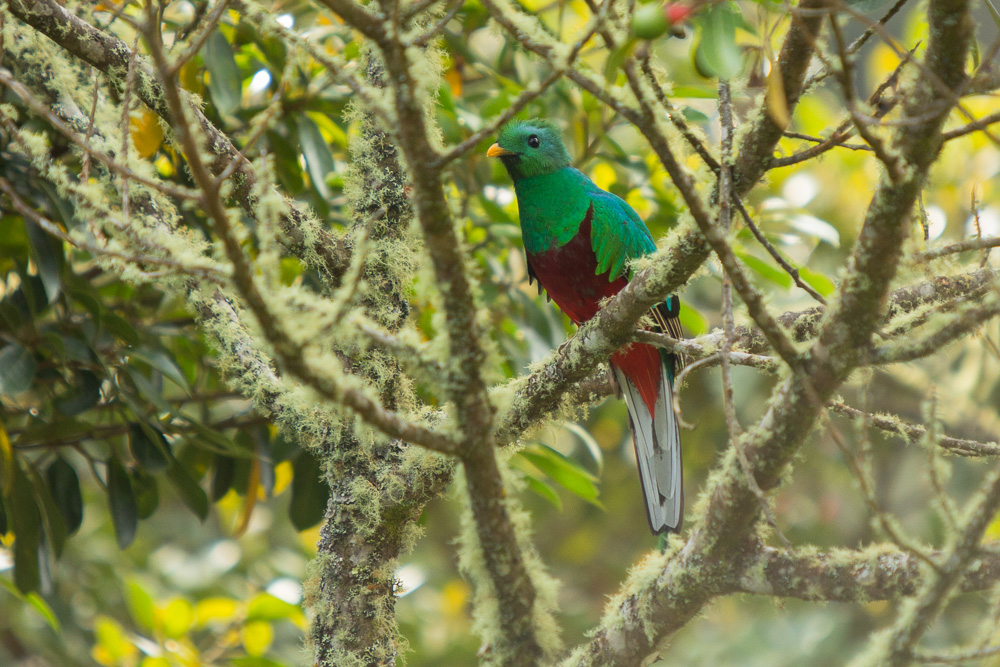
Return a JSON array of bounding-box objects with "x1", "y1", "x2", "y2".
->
[{"x1": 454, "y1": 461, "x2": 564, "y2": 664}]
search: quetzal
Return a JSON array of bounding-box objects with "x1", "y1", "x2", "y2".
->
[{"x1": 488, "y1": 119, "x2": 684, "y2": 534}]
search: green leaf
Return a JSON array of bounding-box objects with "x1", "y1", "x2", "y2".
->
[
  {"x1": 0, "y1": 579, "x2": 60, "y2": 631},
  {"x1": 10, "y1": 462, "x2": 42, "y2": 593},
  {"x1": 0, "y1": 492, "x2": 7, "y2": 535},
  {"x1": 681, "y1": 106, "x2": 710, "y2": 123},
  {"x1": 298, "y1": 115, "x2": 336, "y2": 201},
  {"x1": 694, "y1": 2, "x2": 743, "y2": 80},
  {"x1": 68, "y1": 287, "x2": 102, "y2": 329},
  {"x1": 523, "y1": 474, "x2": 562, "y2": 509},
  {"x1": 561, "y1": 422, "x2": 603, "y2": 473},
  {"x1": 24, "y1": 590, "x2": 61, "y2": 631},
  {"x1": 798, "y1": 267, "x2": 836, "y2": 297},
  {"x1": 267, "y1": 129, "x2": 305, "y2": 194},
  {"x1": 519, "y1": 444, "x2": 603, "y2": 508},
  {"x1": 46, "y1": 458, "x2": 83, "y2": 535},
  {"x1": 212, "y1": 454, "x2": 236, "y2": 501},
  {"x1": 678, "y1": 301, "x2": 709, "y2": 336},
  {"x1": 107, "y1": 456, "x2": 138, "y2": 549},
  {"x1": 123, "y1": 366, "x2": 173, "y2": 416},
  {"x1": 289, "y1": 452, "x2": 328, "y2": 531},
  {"x1": 54, "y1": 370, "x2": 102, "y2": 416},
  {"x1": 0, "y1": 343, "x2": 37, "y2": 394},
  {"x1": 27, "y1": 465, "x2": 67, "y2": 558},
  {"x1": 103, "y1": 312, "x2": 140, "y2": 346},
  {"x1": 203, "y1": 31, "x2": 242, "y2": 117},
  {"x1": 185, "y1": 419, "x2": 246, "y2": 457},
  {"x1": 736, "y1": 251, "x2": 793, "y2": 289},
  {"x1": 24, "y1": 218, "x2": 63, "y2": 303},
  {"x1": 129, "y1": 423, "x2": 171, "y2": 473},
  {"x1": 129, "y1": 346, "x2": 191, "y2": 393},
  {"x1": 247, "y1": 592, "x2": 300, "y2": 621},
  {"x1": 167, "y1": 459, "x2": 209, "y2": 521},
  {"x1": 132, "y1": 469, "x2": 160, "y2": 520},
  {"x1": 124, "y1": 579, "x2": 156, "y2": 632}
]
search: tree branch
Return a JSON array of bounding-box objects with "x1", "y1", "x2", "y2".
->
[
  {"x1": 5, "y1": 0, "x2": 352, "y2": 283},
  {"x1": 735, "y1": 544, "x2": 1000, "y2": 602}
]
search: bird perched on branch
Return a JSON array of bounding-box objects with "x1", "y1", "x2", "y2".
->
[{"x1": 488, "y1": 119, "x2": 684, "y2": 534}]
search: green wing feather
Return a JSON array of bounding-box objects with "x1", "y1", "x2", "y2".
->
[{"x1": 588, "y1": 188, "x2": 657, "y2": 281}]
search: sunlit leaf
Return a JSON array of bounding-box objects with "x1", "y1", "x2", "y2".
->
[
  {"x1": 247, "y1": 592, "x2": 300, "y2": 621},
  {"x1": 124, "y1": 579, "x2": 156, "y2": 632},
  {"x1": 130, "y1": 106, "x2": 164, "y2": 159},
  {"x1": 522, "y1": 474, "x2": 562, "y2": 509},
  {"x1": 160, "y1": 597, "x2": 195, "y2": 638},
  {"x1": 241, "y1": 620, "x2": 274, "y2": 656},
  {"x1": 93, "y1": 615, "x2": 136, "y2": 662},
  {"x1": 195, "y1": 597, "x2": 239, "y2": 627},
  {"x1": 519, "y1": 444, "x2": 603, "y2": 508},
  {"x1": 736, "y1": 251, "x2": 793, "y2": 289},
  {"x1": 799, "y1": 267, "x2": 836, "y2": 297}
]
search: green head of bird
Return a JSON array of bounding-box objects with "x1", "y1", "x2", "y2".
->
[{"x1": 487, "y1": 119, "x2": 571, "y2": 181}]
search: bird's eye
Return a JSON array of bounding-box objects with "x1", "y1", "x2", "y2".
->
[{"x1": 527, "y1": 135, "x2": 540, "y2": 148}]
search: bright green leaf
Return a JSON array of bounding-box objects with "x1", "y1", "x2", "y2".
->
[
  {"x1": 125, "y1": 579, "x2": 156, "y2": 632},
  {"x1": 798, "y1": 267, "x2": 836, "y2": 297},
  {"x1": 519, "y1": 445, "x2": 603, "y2": 508},
  {"x1": 203, "y1": 31, "x2": 242, "y2": 117},
  {"x1": 247, "y1": 592, "x2": 299, "y2": 621},
  {"x1": 736, "y1": 251, "x2": 793, "y2": 289},
  {"x1": 241, "y1": 620, "x2": 273, "y2": 656}
]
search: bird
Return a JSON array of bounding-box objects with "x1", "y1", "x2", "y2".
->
[{"x1": 488, "y1": 119, "x2": 684, "y2": 534}]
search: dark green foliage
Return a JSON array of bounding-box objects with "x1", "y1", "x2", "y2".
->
[
  {"x1": 106, "y1": 456, "x2": 138, "y2": 549},
  {"x1": 45, "y1": 458, "x2": 83, "y2": 535},
  {"x1": 289, "y1": 450, "x2": 329, "y2": 530}
]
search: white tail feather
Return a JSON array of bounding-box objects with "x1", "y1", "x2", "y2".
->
[{"x1": 612, "y1": 363, "x2": 682, "y2": 533}]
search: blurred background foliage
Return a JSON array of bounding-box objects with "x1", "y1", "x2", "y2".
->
[{"x1": 1, "y1": 0, "x2": 999, "y2": 665}]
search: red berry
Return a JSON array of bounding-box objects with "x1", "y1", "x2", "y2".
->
[{"x1": 664, "y1": 3, "x2": 693, "y2": 25}]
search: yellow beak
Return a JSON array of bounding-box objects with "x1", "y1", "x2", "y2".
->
[{"x1": 487, "y1": 143, "x2": 515, "y2": 158}]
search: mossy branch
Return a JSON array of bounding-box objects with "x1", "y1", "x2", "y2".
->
[
  {"x1": 735, "y1": 544, "x2": 1000, "y2": 602},
  {"x1": 4, "y1": 0, "x2": 353, "y2": 283}
]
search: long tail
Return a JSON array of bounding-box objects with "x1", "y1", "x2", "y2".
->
[{"x1": 611, "y1": 343, "x2": 682, "y2": 534}]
